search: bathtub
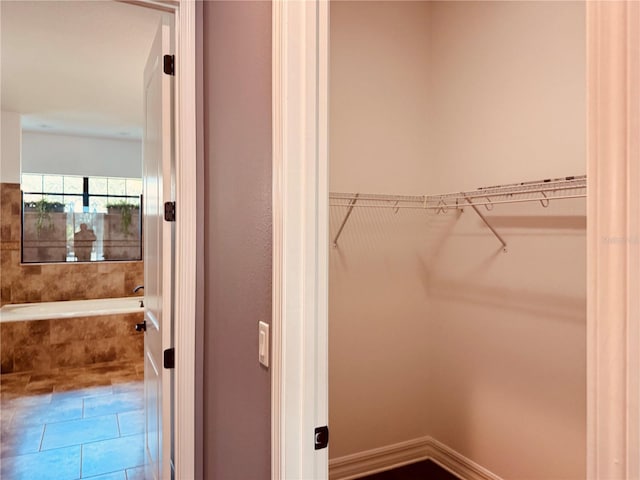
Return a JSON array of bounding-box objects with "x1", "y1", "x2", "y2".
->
[
  {"x1": 0, "y1": 297, "x2": 144, "y2": 375},
  {"x1": 0, "y1": 297, "x2": 143, "y2": 323}
]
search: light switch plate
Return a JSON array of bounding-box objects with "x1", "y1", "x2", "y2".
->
[{"x1": 258, "y1": 321, "x2": 270, "y2": 367}]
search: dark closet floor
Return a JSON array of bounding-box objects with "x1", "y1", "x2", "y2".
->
[{"x1": 361, "y1": 460, "x2": 460, "y2": 480}]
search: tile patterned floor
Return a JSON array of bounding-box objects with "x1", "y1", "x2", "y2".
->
[{"x1": 0, "y1": 360, "x2": 145, "y2": 480}]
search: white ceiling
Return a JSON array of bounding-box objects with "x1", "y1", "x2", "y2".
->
[{"x1": 1, "y1": 0, "x2": 166, "y2": 139}]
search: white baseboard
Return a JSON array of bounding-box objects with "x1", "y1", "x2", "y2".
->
[
  {"x1": 328, "y1": 436, "x2": 503, "y2": 480},
  {"x1": 427, "y1": 437, "x2": 504, "y2": 480},
  {"x1": 329, "y1": 437, "x2": 432, "y2": 480}
]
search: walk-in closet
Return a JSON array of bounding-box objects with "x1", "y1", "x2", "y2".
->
[{"x1": 328, "y1": 2, "x2": 586, "y2": 479}]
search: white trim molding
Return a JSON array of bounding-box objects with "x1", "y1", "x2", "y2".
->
[
  {"x1": 272, "y1": 0, "x2": 330, "y2": 478},
  {"x1": 587, "y1": 1, "x2": 640, "y2": 479},
  {"x1": 328, "y1": 437, "x2": 503, "y2": 480},
  {"x1": 271, "y1": 0, "x2": 283, "y2": 476},
  {"x1": 329, "y1": 438, "x2": 432, "y2": 480},
  {"x1": 173, "y1": 1, "x2": 197, "y2": 479},
  {"x1": 428, "y1": 438, "x2": 503, "y2": 480},
  {"x1": 126, "y1": 1, "x2": 197, "y2": 478},
  {"x1": 123, "y1": 1, "x2": 197, "y2": 478}
]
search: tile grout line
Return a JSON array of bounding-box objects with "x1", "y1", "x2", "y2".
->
[
  {"x1": 39, "y1": 423, "x2": 46, "y2": 452},
  {"x1": 79, "y1": 395, "x2": 87, "y2": 479}
]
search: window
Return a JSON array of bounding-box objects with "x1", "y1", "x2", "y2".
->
[{"x1": 21, "y1": 174, "x2": 142, "y2": 263}]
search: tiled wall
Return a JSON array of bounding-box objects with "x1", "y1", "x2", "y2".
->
[
  {"x1": 0, "y1": 312, "x2": 144, "y2": 374},
  {"x1": 0, "y1": 183, "x2": 143, "y2": 306}
]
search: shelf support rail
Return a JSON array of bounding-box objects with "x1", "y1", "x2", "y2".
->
[
  {"x1": 465, "y1": 197, "x2": 508, "y2": 253},
  {"x1": 333, "y1": 193, "x2": 359, "y2": 248}
]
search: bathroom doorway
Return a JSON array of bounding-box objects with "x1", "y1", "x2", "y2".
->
[{"x1": 0, "y1": 1, "x2": 184, "y2": 478}]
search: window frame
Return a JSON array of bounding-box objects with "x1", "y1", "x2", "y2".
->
[{"x1": 20, "y1": 173, "x2": 144, "y2": 263}]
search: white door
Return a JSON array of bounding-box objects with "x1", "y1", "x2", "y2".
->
[{"x1": 143, "y1": 17, "x2": 174, "y2": 480}]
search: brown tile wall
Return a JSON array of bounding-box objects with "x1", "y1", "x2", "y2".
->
[
  {"x1": 0, "y1": 183, "x2": 143, "y2": 306},
  {"x1": 0, "y1": 312, "x2": 144, "y2": 374}
]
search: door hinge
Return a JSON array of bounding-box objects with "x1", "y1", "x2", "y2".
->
[
  {"x1": 163, "y1": 348, "x2": 175, "y2": 369},
  {"x1": 163, "y1": 54, "x2": 175, "y2": 76},
  {"x1": 164, "y1": 201, "x2": 176, "y2": 222},
  {"x1": 314, "y1": 426, "x2": 329, "y2": 450}
]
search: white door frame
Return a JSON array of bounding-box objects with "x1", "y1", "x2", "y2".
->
[
  {"x1": 271, "y1": 0, "x2": 330, "y2": 478},
  {"x1": 128, "y1": 1, "x2": 197, "y2": 479},
  {"x1": 587, "y1": 2, "x2": 640, "y2": 478},
  {"x1": 273, "y1": 1, "x2": 640, "y2": 479},
  {"x1": 170, "y1": 2, "x2": 197, "y2": 479}
]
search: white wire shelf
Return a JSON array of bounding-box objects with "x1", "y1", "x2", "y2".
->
[
  {"x1": 329, "y1": 175, "x2": 587, "y2": 250},
  {"x1": 330, "y1": 175, "x2": 586, "y2": 211}
]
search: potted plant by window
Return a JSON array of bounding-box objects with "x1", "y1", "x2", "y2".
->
[
  {"x1": 103, "y1": 201, "x2": 141, "y2": 260},
  {"x1": 22, "y1": 199, "x2": 68, "y2": 262}
]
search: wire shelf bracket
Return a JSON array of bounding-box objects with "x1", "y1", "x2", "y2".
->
[
  {"x1": 333, "y1": 193, "x2": 359, "y2": 248},
  {"x1": 465, "y1": 197, "x2": 508, "y2": 253}
]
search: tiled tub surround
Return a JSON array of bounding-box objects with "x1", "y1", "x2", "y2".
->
[
  {"x1": 1, "y1": 185, "x2": 146, "y2": 478},
  {"x1": 0, "y1": 311, "x2": 144, "y2": 375},
  {"x1": 0, "y1": 182, "x2": 144, "y2": 307}
]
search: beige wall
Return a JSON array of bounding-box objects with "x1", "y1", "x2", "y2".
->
[
  {"x1": 425, "y1": 3, "x2": 586, "y2": 479},
  {"x1": 427, "y1": 1, "x2": 586, "y2": 192},
  {"x1": 329, "y1": 1, "x2": 434, "y2": 457},
  {"x1": 426, "y1": 199, "x2": 586, "y2": 480},
  {"x1": 1, "y1": 111, "x2": 21, "y2": 184},
  {"x1": 22, "y1": 131, "x2": 142, "y2": 179},
  {"x1": 329, "y1": 2, "x2": 586, "y2": 478},
  {"x1": 329, "y1": 1, "x2": 431, "y2": 195}
]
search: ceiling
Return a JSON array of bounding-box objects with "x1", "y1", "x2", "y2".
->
[{"x1": 1, "y1": 0, "x2": 166, "y2": 139}]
